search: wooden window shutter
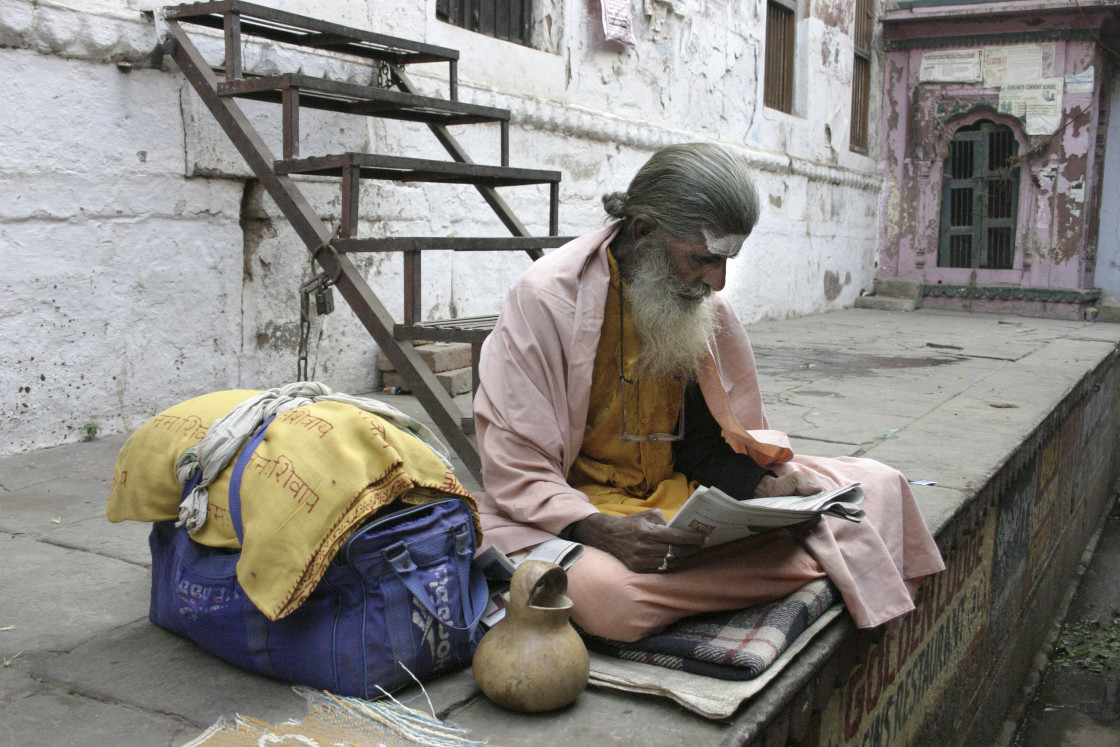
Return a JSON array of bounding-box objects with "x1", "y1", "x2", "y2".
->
[
  {"x1": 437, "y1": 0, "x2": 532, "y2": 47},
  {"x1": 849, "y1": 0, "x2": 873, "y2": 152},
  {"x1": 764, "y1": 1, "x2": 795, "y2": 113},
  {"x1": 938, "y1": 122, "x2": 1020, "y2": 270}
]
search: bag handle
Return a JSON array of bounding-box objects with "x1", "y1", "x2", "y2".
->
[
  {"x1": 226, "y1": 415, "x2": 276, "y2": 545},
  {"x1": 177, "y1": 415, "x2": 274, "y2": 544},
  {"x1": 384, "y1": 534, "x2": 489, "y2": 637}
]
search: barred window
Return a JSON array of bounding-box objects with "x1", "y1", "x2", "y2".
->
[
  {"x1": 849, "y1": 0, "x2": 873, "y2": 152},
  {"x1": 938, "y1": 122, "x2": 1020, "y2": 270},
  {"x1": 764, "y1": 0, "x2": 796, "y2": 114},
  {"x1": 437, "y1": 0, "x2": 532, "y2": 47}
]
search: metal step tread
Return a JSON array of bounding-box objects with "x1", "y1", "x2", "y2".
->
[
  {"x1": 276, "y1": 153, "x2": 561, "y2": 185},
  {"x1": 217, "y1": 74, "x2": 508, "y2": 125},
  {"x1": 164, "y1": 0, "x2": 457, "y2": 65},
  {"x1": 334, "y1": 235, "x2": 574, "y2": 253},
  {"x1": 394, "y1": 315, "x2": 499, "y2": 344}
]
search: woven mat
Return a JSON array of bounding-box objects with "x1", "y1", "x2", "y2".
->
[
  {"x1": 183, "y1": 687, "x2": 488, "y2": 747},
  {"x1": 585, "y1": 578, "x2": 838, "y2": 680},
  {"x1": 588, "y1": 604, "x2": 844, "y2": 719}
]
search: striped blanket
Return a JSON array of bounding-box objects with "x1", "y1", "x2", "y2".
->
[{"x1": 584, "y1": 578, "x2": 838, "y2": 680}]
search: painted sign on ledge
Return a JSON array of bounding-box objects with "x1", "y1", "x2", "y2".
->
[{"x1": 818, "y1": 512, "x2": 994, "y2": 746}]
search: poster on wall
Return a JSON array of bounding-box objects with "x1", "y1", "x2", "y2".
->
[
  {"x1": 983, "y1": 43, "x2": 1056, "y2": 87},
  {"x1": 1065, "y1": 67, "x2": 1095, "y2": 94},
  {"x1": 602, "y1": 0, "x2": 636, "y2": 46},
  {"x1": 919, "y1": 50, "x2": 982, "y2": 82},
  {"x1": 998, "y1": 79, "x2": 1063, "y2": 135}
]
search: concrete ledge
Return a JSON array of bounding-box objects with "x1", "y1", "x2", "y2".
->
[
  {"x1": 730, "y1": 309, "x2": 1120, "y2": 745},
  {"x1": 412, "y1": 309, "x2": 1120, "y2": 745},
  {"x1": 3, "y1": 309, "x2": 1119, "y2": 745}
]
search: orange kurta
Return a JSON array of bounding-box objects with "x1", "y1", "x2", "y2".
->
[
  {"x1": 560, "y1": 255, "x2": 826, "y2": 641},
  {"x1": 568, "y1": 254, "x2": 694, "y2": 518}
]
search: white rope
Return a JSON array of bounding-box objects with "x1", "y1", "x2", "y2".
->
[
  {"x1": 296, "y1": 687, "x2": 489, "y2": 747},
  {"x1": 175, "y1": 382, "x2": 453, "y2": 532}
]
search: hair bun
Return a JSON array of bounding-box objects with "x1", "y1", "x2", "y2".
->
[{"x1": 601, "y1": 192, "x2": 628, "y2": 219}]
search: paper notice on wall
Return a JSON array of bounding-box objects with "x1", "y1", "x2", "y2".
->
[
  {"x1": 602, "y1": 0, "x2": 636, "y2": 47},
  {"x1": 998, "y1": 79, "x2": 1063, "y2": 135},
  {"x1": 1065, "y1": 67, "x2": 1095, "y2": 94},
  {"x1": 919, "y1": 50, "x2": 982, "y2": 83},
  {"x1": 1069, "y1": 179, "x2": 1085, "y2": 204},
  {"x1": 983, "y1": 43, "x2": 1055, "y2": 87}
]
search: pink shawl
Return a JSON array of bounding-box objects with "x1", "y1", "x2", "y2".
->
[{"x1": 473, "y1": 226, "x2": 944, "y2": 627}]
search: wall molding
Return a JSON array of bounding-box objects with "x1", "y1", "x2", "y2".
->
[
  {"x1": 885, "y1": 29, "x2": 1095, "y2": 52},
  {"x1": 923, "y1": 284, "x2": 1102, "y2": 303},
  {"x1": 493, "y1": 92, "x2": 885, "y2": 193}
]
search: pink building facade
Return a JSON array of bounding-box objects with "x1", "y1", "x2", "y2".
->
[{"x1": 876, "y1": 0, "x2": 1120, "y2": 320}]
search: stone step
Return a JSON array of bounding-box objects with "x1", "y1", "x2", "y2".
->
[
  {"x1": 853, "y1": 295, "x2": 918, "y2": 312},
  {"x1": 382, "y1": 365, "x2": 473, "y2": 396},
  {"x1": 377, "y1": 342, "x2": 472, "y2": 374}
]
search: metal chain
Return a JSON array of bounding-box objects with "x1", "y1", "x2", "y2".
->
[
  {"x1": 297, "y1": 276, "x2": 318, "y2": 382},
  {"x1": 373, "y1": 60, "x2": 392, "y2": 89},
  {"x1": 297, "y1": 229, "x2": 343, "y2": 381}
]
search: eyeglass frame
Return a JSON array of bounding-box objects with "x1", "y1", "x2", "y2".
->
[{"x1": 617, "y1": 368, "x2": 687, "y2": 442}]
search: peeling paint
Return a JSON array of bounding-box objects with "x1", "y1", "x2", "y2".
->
[
  {"x1": 880, "y1": 14, "x2": 1110, "y2": 312},
  {"x1": 1069, "y1": 179, "x2": 1085, "y2": 204},
  {"x1": 1061, "y1": 156, "x2": 1087, "y2": 185},
  {"x1": 882, "y1": 183, "x2": 901, "y2": 254},
  {"x1": 812, "y1": 0, "x2": 850, "y2": 28}
]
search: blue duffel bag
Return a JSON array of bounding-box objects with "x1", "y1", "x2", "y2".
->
[{"x1": 148, "y1": 418, "x2": 487, "y2": 697}]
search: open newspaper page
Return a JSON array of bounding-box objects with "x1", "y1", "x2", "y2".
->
[
  {"x1": 667, "y1": 483, "x2": 866, "y2": 547},
  {"x1": 476, "y1": 538, "x2": 584, "y2": 628}
]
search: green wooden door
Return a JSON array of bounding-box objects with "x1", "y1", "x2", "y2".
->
[{"x1": 938, "y1": 122, "x2": 1019, "y2": 270}]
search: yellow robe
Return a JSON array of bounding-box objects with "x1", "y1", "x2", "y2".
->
[{"x1": 567, "y1": 254, "x2": 695, "y2": 518}]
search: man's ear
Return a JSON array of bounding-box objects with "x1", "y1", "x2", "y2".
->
[{"x1": 632, "y1": 215, "x2": 657, "y2": 241}]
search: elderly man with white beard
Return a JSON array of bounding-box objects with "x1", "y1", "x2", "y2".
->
[{"x1": 472, "y1": 143, "x2": 944, "y2": 642}]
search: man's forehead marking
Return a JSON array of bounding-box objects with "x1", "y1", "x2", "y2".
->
[{"x1": 701, "y1": 228, "x2": 748, "y2": 258}]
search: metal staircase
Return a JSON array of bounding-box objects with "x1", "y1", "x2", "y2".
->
[{"x1": 160, "y1": 0, "x2": 572, "y2": 481}]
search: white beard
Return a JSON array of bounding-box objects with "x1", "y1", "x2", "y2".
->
[{"x1": 626, "y1": 245, "x2": 721, "y2": 380}]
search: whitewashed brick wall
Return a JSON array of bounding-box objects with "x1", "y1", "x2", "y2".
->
[{"x1": 0, "y1": 0, "x2": 882, "y2": 454}]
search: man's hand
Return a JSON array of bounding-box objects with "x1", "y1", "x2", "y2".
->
[
  {"x1": 567, "y1": 509, "x2": 706, "y2": 574},
  {"x1": 754, "y1": 471, "x2": 823, "y2": 498}
]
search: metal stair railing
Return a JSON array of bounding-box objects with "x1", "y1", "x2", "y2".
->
[{"x1": 160, "y1": 1, "x2": 570, "y2": 482}]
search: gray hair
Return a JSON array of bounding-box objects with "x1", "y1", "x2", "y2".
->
[{"x1": 602, "y1": 142, "x2": 761, "y2": 241}]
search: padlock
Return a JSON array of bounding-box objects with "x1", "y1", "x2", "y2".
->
[{"x1": 314, "y1": 277, "x2": 335, "y2": 316}]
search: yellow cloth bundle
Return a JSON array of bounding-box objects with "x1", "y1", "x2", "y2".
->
[{"x1": 107, "y1": 390, "x2": 477, "y2": 620}]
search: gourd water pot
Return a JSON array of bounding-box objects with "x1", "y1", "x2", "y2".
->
[{"x1": 472, "y1": 560, "x2": 589, "y2": 712}]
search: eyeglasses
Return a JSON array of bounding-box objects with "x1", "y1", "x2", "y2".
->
[{"x1": 616, "y1": 283, "x2": 686, "y2": 442}]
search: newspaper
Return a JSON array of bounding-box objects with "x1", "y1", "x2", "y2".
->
[
  {"x1": 667, "y1": 483, "x2": 865, "y2": 547},
  {"x1": 475, "y1": 538, "x2": 584, "y2": 628}
]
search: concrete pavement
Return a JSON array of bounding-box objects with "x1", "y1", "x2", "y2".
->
[
  {"x1": 3, "y1": 307, "x2": 1119, "y2": 746},
  {"x1": 1012, "y1": 495, "x2": 1120, "y2": 746}
]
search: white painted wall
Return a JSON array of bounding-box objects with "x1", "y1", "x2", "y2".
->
[{"x1": 0, "y1": 0, "x2": 882, "y2": 455}]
